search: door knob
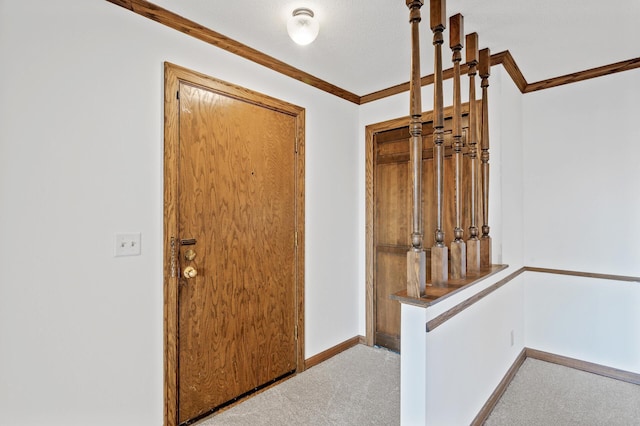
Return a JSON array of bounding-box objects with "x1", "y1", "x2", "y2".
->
[{"x1": 183, "y1": 266, "x2": 198, "y2": 279}]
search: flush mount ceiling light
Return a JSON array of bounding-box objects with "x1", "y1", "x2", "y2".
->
[{"x1": 287, "y1": 7, "x2": 319, "y2": 45}]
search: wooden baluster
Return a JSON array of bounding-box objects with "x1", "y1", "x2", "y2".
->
[
  {"x1": 449, "y1": 13, "x2": 466, "y2": 279},
  {"x1": 430, "y1": 0, "x2": 448, "y2": 287},
  {"x1": 465, "y1": 32, "x2": 481, "y2": 273},
  {"x1": 405, "y1": 0, "x2": 426, "y2": 298},
  {"x1": 479, "y1": 47, "x2": 492, "y2": 267}
]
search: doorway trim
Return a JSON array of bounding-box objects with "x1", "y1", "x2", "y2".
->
[{"x1": 163, "y1": 62, "x2": 305, "y2": 426}]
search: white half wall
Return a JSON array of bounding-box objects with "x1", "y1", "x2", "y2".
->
[
  {"x1": 402, "y1": 267, "x2": 639, "y2": 425},
  {"x1": 524, "y1": 272, "x2": 640, "y2": 374},
  {"x1": 423, "y1": 273, "x2": 525, "y2": 425},
  {"x1": 0, "y1": 1, "x2": 360, "y2": 424}
]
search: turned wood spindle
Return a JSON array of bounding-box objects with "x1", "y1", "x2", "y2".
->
[
  {"x1": 430, "y1": 0, "x2": 448, "y2": 287},
  {"x1": 449, "y1": 13, "x2": 466, "y2": 280},
  {"x1": 465, "y1": 32, "x2": 481, "y2": 273},
  {"x1": 479, "y1": 47, "x2": 492, "y2": 267},
  {"x1": 405, "y1": 0, "x2": 426, "y2": 298}
]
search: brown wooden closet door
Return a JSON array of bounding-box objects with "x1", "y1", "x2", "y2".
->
[
  {"x1": 176, "y1": 82, "x2": 297, "y2": 423},
  {"x1": 374, "y1": 130, "x2": 411, "y2": 351},
  {"x1": 374, "y1": 114, "x2": 472, "y2": 352}
]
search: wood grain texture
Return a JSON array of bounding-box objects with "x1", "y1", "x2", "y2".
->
[
  {"x1": 364, "y1": 110, "x2": 437, "y2": 348},
  {"x1": 429, "y1": 0, "x2": 446, "y2": 31},
  {"x1": 425, "y1": 267, "x2": 525, "y2": 332},
  {"x1": 408, "y1": 0, "x2": 424, "y2": 250},
  {"x1": 107, "y1": 0, "x2": 132, "y2": 8},
  {"x1": 450, "y1": 240, "x2": 466, "y2": 279},
  {"x1": 466, "y1": 238, "x2": 481, "y2": 272},
  {"x1": 524, "y1": 267, "x2": 640, "y2": 283},
  {"x1": 360, "y1": 51, "x2": 640, "y2": 102},
  {"x1": 525, "y1": 348, "x2": 640, "y2": 385},
  {"x1": 365, "y1": 102, "x2": 485, "y2": 350},
  {"x1": 430, "y1": 0, "x2": 446, "y2": 287},
  {"x1": 163, "y1": 63, "x2": 181, "y2": 426},
  {"x1": 491, "y1": 50, "x2": 527, "y2": 92},
  {"x1": 430, "y1": 245, "x2": 448, "y2": 287},
  {"x1": 377, "y1": 249, "x2": 409, "y2": 348},
  {"x1": 407, "y1": 250, "x2": 427, "y2": 297},
  {"x1": 466, "y1": 32, "x2": 479, "y2": 65},
  {"x1": 470, "y1": 348, "x2": 527, "y2": 426},
  {"x1": 479, "y1": 47, "x2": 492, "y2": 267},
  {"x1": 365, "y1": 125, "x2": 376, "y2": 347},
  {"x1": 164, "y1": 63, "x2": 305, "y2": 426},
  {"x1": 304, "y1": 337, "x2": 363, "y2": 370},
  {"x1": 406, "y1": 0, "x2": 427, "y2": 303},
  {"x1": 390, "y1": 264, "x2": 508, "y2": 308},
  {"x1": 294, "y1": 110, "x2": 306, "y2": 374},
  {"x1": 480, "y1": 237, "x2": 492, "y2": 268},
  {"x1": 179, "y1": 83, "x2": 297, "y2": 423},
  {"x1": 449, "y1": 13, "x2": 463, "y2": 50},
  {"x1": 450, "y1": 13, "x2": 465, "y2": 279},
  {"x1": 106, "y1": 0, "x2": 359, "y2": 104},
  {"x1": 370, "y1": 104, "x2": 489, "y2": 349},
  {"x1": 361, "y1": 50, "x2": 502, "y2": 104},
  {"x1": 466, "y1": 37, "x2": 481, "y2": 275},
  {"x1": 524, "y1": 56, "x2": 640, "y2": 93},
  {"x1": 479, "y1": 47, "x2": 491, "y2": 78}
]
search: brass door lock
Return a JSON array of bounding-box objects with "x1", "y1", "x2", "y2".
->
[{"x1": 184, "y1": 249, "x2": 196, "y2": 261}]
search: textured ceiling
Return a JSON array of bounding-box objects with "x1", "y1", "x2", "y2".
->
[{"x1": 151, "y1": 0, "x2": 640, "y2": 95}]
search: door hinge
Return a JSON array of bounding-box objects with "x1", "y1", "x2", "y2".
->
[
  {"x1": 295, "y1": 325, "x2": 298, "y2": 340},
  {"x1": 294, "y1": 136, "x2": 298, "y2": 154},
  {"x1": 294, "y1": 231, "x2": 298, "y2": 248},
  {"x1": 176, "y1": 90, "x2": 180, "y2": 100}
]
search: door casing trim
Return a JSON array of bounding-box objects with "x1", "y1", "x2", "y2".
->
[{"x1": 163, "y1": 62, "x2": 305, "y2": 426}]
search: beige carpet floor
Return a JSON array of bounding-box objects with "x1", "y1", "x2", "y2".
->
[
  {"x1": 196, "y1": 344, "x2": 400, "y2": 425},
  {"x1": 192, "y1": 345, "x2": 640, "y2": 425},
  {"x1": 485, "y1": 358, "x2": 640, "y2": 426}
]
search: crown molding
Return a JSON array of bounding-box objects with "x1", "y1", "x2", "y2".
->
[
  {"x1": 106, "y1": 0, "x2": 640, "y2": 105},
  {"x1": 105, "y1": 0, "x2": 360, "y2": 104},
  {"x1": 523, "y1": 57, "x2": 640, "y2": 93}
]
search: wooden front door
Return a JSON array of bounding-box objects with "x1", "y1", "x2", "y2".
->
[
  {"x1": 371, "y1": 107, "x2": 475, "y2": 352},
  {"x1": 164, "y1": 63, "x2": 305, "y2": 426}
]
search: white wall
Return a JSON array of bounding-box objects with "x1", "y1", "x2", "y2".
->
[
  {"x1": 522, "y1": 69, "x2": 640, "y2": 276},
  {"x1": 524, "y1": 272, "x2": 640, "y2": 374},
  {"x1": 424, "y1": 274, "x2": 525, "y2": 425},
  {"x1": 521, "y1": 69, "x2": 640, "y2": 377},
  {"x1": 0, "y1": 1, "x2": 360, "y2": 424}
]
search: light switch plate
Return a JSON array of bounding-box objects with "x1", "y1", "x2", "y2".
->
[{"x1": 115, "y1": 232, "x2": 141, "y2": 257}]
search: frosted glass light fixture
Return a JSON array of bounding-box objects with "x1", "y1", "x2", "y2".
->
[{"x1": 287, "y1": 8, "x2": 319, "y2": 45}]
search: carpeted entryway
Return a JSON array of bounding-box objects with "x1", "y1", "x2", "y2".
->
[
  {"x1": 197, "y1": 344, "x2": 400, "y2": 425},
  {"x1": 485, "y1": 358, "x2": 640, "y2": 426},
  {"x1": 194, "y1": 345, "x2": 640, "y2": 425}
]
